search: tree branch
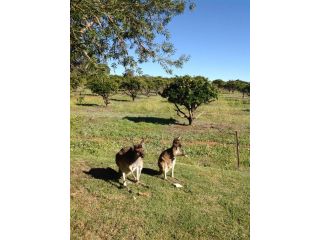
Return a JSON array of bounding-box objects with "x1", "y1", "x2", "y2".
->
[
  {"x1": 174, "y1": 103, "x2": 188, "y2": 119},
  {"x1": 80, "y1": 21, "x2": 94, "y2": 33}
]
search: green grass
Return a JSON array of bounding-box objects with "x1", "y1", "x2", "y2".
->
[{"x1": 71, "y1": 92, "x2": 250, "y2": 239}]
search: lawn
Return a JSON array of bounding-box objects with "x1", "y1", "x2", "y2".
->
[{"x1": 70, "y1": 91, "x2": 250, "y2": 240}]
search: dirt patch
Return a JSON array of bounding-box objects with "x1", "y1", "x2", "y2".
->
[{"x1": 71, "y1": 161, "x2": 90, "y2": 174}]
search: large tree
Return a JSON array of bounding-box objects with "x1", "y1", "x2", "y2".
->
[
  {"x1": 161, "y1": 75, "x2": 218, "y2": 125},
  {"x1": 71, "y1": 0, "x2": 194, "y2": 73}
]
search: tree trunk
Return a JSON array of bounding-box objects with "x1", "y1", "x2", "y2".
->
[
  {"x1": 102, "y1": 95, "x2": 109, "y2": 107},
  {"x1": 132, "y1": 95, "x2": 135, "y2": 101},
  {"x1": 187, "y1": 108, "x2": 194, "y2": 125}
]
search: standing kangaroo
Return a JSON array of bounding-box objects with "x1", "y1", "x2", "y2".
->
[
  {"x1": 115, "y1": 139, "x2": 145, "y2": 186},
  {"x1": 158, "y1": 137, "x2": 185, "y2": 179}
]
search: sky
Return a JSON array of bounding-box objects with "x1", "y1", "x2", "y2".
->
[{"x1": 113, "y1": 0, "x2": 250, "y2": 81}]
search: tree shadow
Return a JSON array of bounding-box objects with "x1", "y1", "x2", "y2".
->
[
  {"x1": 76, "y1": 103, "x2": 100, "y2": 107},
  {"x1": 142, "y1": 167, "x2": 160, "y2": 176},
  {"x1": 83, "y1": 167, "x2": 120, "y2": 185},
  {"x1": 123, "y1": 116, "x2": 181, "y2": 125},
  {"x1": 110, "y1": 98, "x2": 131, "y2": 102}
]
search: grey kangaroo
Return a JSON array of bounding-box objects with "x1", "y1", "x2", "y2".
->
[
  {"x1": 115, "y1": 139, "x2": 145, "y2": 186},
  {"x1": 158, "y1": 137, "x2": 185, "y2": 179}
]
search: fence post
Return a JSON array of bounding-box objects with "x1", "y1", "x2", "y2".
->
[{"x1": 235, "y1": 131, "x2": 240, "y2": 169}]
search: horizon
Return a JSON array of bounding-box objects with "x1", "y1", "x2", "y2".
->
[{"x1": 108, "y1": 73, "x2": 250, "y2": 83}]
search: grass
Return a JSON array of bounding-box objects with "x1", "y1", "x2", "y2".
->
[{"x1": 71, "y1": 91, "x2": 250, "y2": 239}]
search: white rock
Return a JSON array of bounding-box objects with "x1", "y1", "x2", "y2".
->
[{"x1": 173, "y1": 183, "x2": 183, "y2": 188}]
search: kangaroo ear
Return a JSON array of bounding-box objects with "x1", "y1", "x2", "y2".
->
[
  {"x1": 177, "y1": 136, "x2": 181, "y2": 140},
  {"x1": 140, "y1": 138, "x2": 145, "y2": 147}
]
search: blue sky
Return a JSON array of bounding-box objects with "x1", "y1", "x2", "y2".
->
[{"x1": 113, "y1": 0, "x2": 250, "y2": 81}]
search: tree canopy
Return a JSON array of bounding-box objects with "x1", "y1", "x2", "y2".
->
[{"x1": 71, "y1": 0, "x2": 195, "y2": 74}]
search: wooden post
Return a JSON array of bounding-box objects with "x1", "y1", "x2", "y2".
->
[{"x1": 235, "y1": 131, "x2": 240, "y2": 169}]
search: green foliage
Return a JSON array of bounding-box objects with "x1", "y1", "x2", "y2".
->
[
  {"x1": 154, "y1": 76, "x2": 173, "y2": 95},
  {"x1": 224, "y1": 80, "x2": 237, "y2": 93},
  {"x1": 142, "y1": 76, "x2": 155, "y2": 97},
  {"x1": 161, "y1": 75, "x2": 218, "y2": 125},
  {"x1": 139, "y1": 76, "x2": 173, "y2": 96},
  {"x1": 120, "y1": 77, "x2": 143, "y2": 101},
  {"x1": 223, "y1": 80, "x2": 250, "y2": 96},
  {"x1": 86, "y1": 73, "x2": 119, "y2": 107},
  {"x1": 211, "y1": 79, "x2": 226, "y2": 89},
  {"x1": 71, "y1": 69, "x2": 86, "y2": 91},
  {"x1": 70, "y1": 0, "x2": 194, "y2": 73},
  {"x1": 237, "y1": 81, "x2": 250, "y2": 97}
]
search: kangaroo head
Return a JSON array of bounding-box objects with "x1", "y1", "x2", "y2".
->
[
  {"x1": 172, "y1": 136, "x2": 184, "y2": 156},
  {"x1": 133, "y1": 138, "x2": 145, "y2": 158}
]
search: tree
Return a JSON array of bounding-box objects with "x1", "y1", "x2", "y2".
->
[
  {"x1": 139, "y1": 76, "x2": 153, "y2": 97},
  {"x1": 211, "y1": 79, "x2": 225, "y2": 89},
  {"x1": 86, "y1": 73, "x2": 119, "y2": 107},
  {"x1": 161, "y1": 75, "x2": 218, "y2": 125},
  {"x1": 154, "y1": 77, "x2": 173, "y2": 95},
  {"x1": 238, "y1": 83, "x2": 250, "y2": 97},
  {"x1": 224, "y1": 80, "x2": 237, "y2": 93},
  {"x1": 71, "y1": 0, "x2": 194, "y2": 73},
  {"x1": 140, "y1": 76, "x2": 161, "y2": 97},
  {"x1": 120, "y1": 77, "x2": 143, "y2": 101},
  {"x1": 244, "y1": 84, "x2": 250, "y2": 97}
]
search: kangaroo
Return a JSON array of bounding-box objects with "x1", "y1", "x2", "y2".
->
[
  {"x1": 158, "y1": 137, "x2": 185, "y2": 180},
  {"x1": 115, "y1": 139, "x2": 145, "y2": 186}
]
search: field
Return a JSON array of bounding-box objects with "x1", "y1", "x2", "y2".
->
[{"x1": 70, "y1": 91, "x2": 250, "y2": 240}]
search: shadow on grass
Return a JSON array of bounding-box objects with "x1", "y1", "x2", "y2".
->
[
  {"x1": 110, "y1": 98, "x2": 131, "y2": 102},
  {"x1": 142, "y1": 167, "x2": 160, "y2": 176},
  {"x1": 76, "y1": 103, "x2": 100, "y2": 107},
  {"x1": 123, "y1": 116, "x2": 182, "y2": 125},
  {"x1": 84, "y1": 168, "x2": 120, "y2": 185}
]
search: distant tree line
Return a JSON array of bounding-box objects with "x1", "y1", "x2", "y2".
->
[
  {"x1": 72, "y1": 71, "x2": 249, "y2": 99},
  {"x1": 71, "y1": 69, "x2": 173, "y2": 105},
  {"x1": 211, "y1": 79, "x2": 250, "y2": 97},
  {"x1": 71, "y1": 71, "x2": 249, "y2": 125}
]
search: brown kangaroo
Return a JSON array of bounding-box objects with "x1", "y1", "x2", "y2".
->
[
  {"x1": 115, "y1": 139, "x2": 145, "y2": 186},
  {"x1": 158, "y1": 137, "x2": 185, "y2": 179}
]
